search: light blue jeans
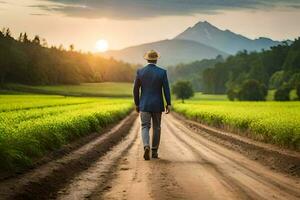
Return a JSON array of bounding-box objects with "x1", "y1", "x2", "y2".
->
[{"x1": 140, "y1": 112, "x2": 162, "y2": 152}]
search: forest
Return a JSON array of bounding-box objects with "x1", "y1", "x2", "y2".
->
[
  {"x1": 0, "y1": 28, "x2": 137, "y2": 85},
  {"x1": 201, "y1": 39, "x2": 300, "y2": 97},
  {"x1": 167, "y1": 55, "x2": 223, "y2": 91}
]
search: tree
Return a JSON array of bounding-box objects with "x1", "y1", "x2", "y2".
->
[
  {"x1": 289, "y1": 73, "x2": 300, "y2": 88},
  {"x1": 22, "y1": 33, "x2": 30, "y2": 43},
  {"x1": 260, "y1": 84, "x2": 268, "y2": 97},
  {"x1": 283, "y1": 38, "x2": 300, "y2": 72},
  {"x1": 227, "y1": 88, "x2": 237, "y2": 101},
  {"x1": 32, "y1": 35, "x2": 41, "y2": 45},
  {"x1": 248, "y1": 58, "x2": 268, "y2": 85},
  {"x1": 167, "y1": 58, "x2": 222, "y2": 92},
  {"x1": 202, "y1": 68, "x2": 216, "y2": 93},
  {"x1": 238, "y1": 79, "x2": 266, "y2": 101},
  {"x1": 0, "y1": 28, "x2": 4, "y2": 37},
  {"x1": 172, "y1": 81, "x2": 194, "y2": 103},
  {"x1": 69, "y1": 44, "x2": 75, "y2": 51},
  {"x1": 269, "y1": 70, "x2": 284, "y2": 89},
  {"x1": 18, "y1": 33, "x2": 23, "y2": 42},
  {"x1": 274, "y1": 85, "x2": 291, "y2": 101},
  {"x1": 41, "y1": 38, "x2": 48, "y2": 47},
  {"x1": 5, "y1": 28, "x2": 11, "y2": 38},
  {"x1": 296, "y1": 84, "x2": 300, "y2": 100}
]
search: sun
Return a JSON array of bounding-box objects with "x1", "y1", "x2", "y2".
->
[{"x1": 95, "y1": 39, "x2": 109, "y2": 52}]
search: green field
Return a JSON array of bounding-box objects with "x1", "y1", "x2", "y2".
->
[
  {"x1": 191, "y1": 92, "x2": 228, "y2": 101},
  {"x1": 0, "y1": 95, "x2": 133, "y2": 170},
  {"x1": 1, "y1": 82, "x2": 299, "y2": 171},
  {"x1": 173, "y1": 101, "x2": 300, "y2": 149},
  {"x1": 193, "y1": 90, "x2": 298, "y2": 101},
  {"x1": 4, "y1": 82, "x2": 133, "y2": 97},
  {"x1": 4, "y1": 83, "x2": 298, "y2": 101}
]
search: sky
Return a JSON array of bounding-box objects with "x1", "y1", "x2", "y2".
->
[{"x1": 1, "y1": 0, "x2": 300, "y2": 52}]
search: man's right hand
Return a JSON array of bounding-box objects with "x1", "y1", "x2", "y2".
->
[
  {"x1": 135, "y1": 106, "x2": 140, "y2": 113},
  {"x1": 165, "y1": 105, "x2": 171, "y2": 114}
]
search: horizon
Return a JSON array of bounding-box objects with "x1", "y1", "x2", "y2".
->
[
  {"x1": 2, "y1": 20, "x2": 297, "y2": 53},
  {"x1": 1, "y1": 0, "x2": 300, "y2": 52}
]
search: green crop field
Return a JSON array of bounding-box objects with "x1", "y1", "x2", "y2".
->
[
  {"x1": 173, "y1": 101, "x2": 300, "y2": 149},
  {"x1": 193, "y1": 90, "x2": 298, "y2": 102},
  {"x1": 191, "y1": 92, "x2": 228, "y2": 101},
  {"x1": 0, "y1": 94, "x2": 133, "y2": 170},
  {"x1": 4, "y1": 82, "x2": 133, "y2": 97}
]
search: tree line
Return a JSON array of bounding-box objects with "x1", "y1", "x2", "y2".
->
[
  {"x1": 201, "y1": 38, "x2": 300, "y2": 100},
  {"x1": 167, "y1": 56, "x2": 223, "y2": 91},
  {"x1": 0, "y1": 28, "x2": 137, "y2": 85}
]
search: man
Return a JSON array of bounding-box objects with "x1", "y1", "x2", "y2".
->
[{"x1": 133, "y1": 50, "x2": 171, "y2": 160}]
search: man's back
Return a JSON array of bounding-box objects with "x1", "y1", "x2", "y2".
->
[
  {"x1": 133, "y1": 50, "x2": 171, "y2": 160},
  {"x1": 133, "y1": 63, "x2": 171, "y2": 113}
]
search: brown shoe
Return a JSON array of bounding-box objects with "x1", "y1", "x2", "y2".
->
[{"x1": 144, "y1": 146, "x2": 150, "y2": 160}]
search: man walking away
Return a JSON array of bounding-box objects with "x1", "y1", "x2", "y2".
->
[{"x1": 133, "y1": 50, "x2": 171, "y2": 160}]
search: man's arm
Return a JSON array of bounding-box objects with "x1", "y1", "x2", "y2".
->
[
  {"x1": 133, "y1": 70, "x2": 141, "y2": 112},
  {"x1": 162, "y1": 70, "x2": 171, "y2": 113}
]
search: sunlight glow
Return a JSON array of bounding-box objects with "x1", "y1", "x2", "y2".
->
[{"x1": 95, "y1": 39, "x2": 109, "y2": 52}]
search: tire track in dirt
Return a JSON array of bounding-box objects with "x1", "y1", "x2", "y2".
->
[
  {"x1": 55, "y1": 118, "x2": 140, "y2": 200},
  {"x1": 100, "y1": 114, "x2": 300, "y2": 200},
  {"x1": 168, "y1": 115, "x2": 300, "y2": 195},
  {"x1": 163, "y1": 121, "x2": 254, "y2": 200},
  {"x1": 95, "y1": 116, "x2": 187, "y2": 200},
  {"x1": 0, "y1": 112, "x2": 137, "y2": 200},
  {"x1": 1, "y1": 112, "x2": 299, "y2": 200},
  {"x1": 172, "y1": 112, "x2": 300, "y2": 177},
  {"x1": 101, "y1": 115, "x2": 246, "y2": 199},
  {"x1": 165, "y1": 114, "x2": 300, "y2": 200}
]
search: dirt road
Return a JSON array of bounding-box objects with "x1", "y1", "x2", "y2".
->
[
  {"x1": 57, "y1": 114, "x2": 300, "y2": 200},
  {"x1": 1, "y1": 113, "x2": 300, "y2": 200}
]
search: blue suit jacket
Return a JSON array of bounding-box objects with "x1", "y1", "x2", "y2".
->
[{"x1": 133, "y1": 64, "x2": 171, "y2": 112}]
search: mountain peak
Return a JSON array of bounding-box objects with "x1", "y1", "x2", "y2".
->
[
  {"x1": 175, "y1": 20, "x2": 281, "y2": 54},
  {"x1": 193, "y1": 21, "x2": 217, "y2": 29}
]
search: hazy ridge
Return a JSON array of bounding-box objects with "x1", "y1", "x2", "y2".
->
[{"x1": 103, "y1": 21, "x2": 286, "y2": 66}]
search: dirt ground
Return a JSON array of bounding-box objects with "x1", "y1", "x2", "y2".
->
[{"x1": 0, "y1": 113, "x2": 299, "y2": 200}]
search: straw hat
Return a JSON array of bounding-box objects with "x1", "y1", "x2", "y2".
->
[{"x1": 144, "y1": 50, "x2": 160, "y2": 61}]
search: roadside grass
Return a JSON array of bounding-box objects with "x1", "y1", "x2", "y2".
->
[
  {"x1": 0, "y1": 94, "x2": 133, "y2": 171},
  {"x1": 173, "y1": 100, "x2": 300, "y2": 150},
  {"x1": 3, "y1": 82, "x2": 133, "y2": 97}
]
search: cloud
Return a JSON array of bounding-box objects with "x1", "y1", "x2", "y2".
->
[{"x1": 33, "y1": 0, "x2": 300, "y2": 19}]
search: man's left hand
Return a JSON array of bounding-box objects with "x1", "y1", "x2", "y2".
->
[{"x1": 165, "y1": 105, "x2": 171, "y2": 114}]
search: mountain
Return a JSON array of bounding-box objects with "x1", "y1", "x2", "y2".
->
[
  {"x1": 103, "y1": 21, "x2": 287, "y2": 66},
  {"x1": 175, "y1": 21, "x2": 282, "y2": 54},
  {"x1": 103, "y1": 39, "x2": 227, "y2": 66}
]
